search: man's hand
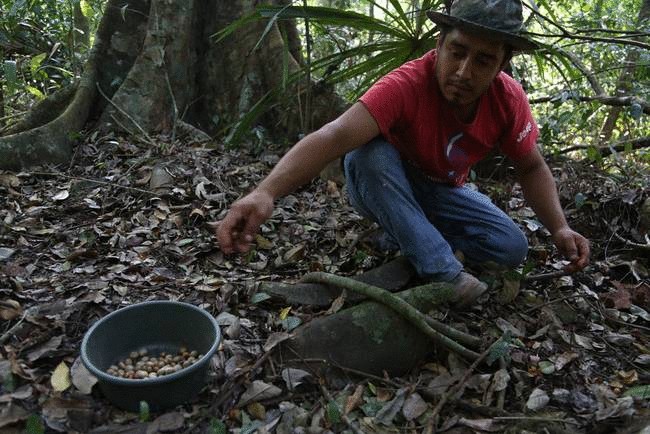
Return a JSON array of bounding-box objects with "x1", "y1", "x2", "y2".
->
[
  {"x1": 551, "y1": 227, "x2": 590, "y2": 272},
  {"x1": 216, "y1": 190, "x2": 274, "y2": 254}
]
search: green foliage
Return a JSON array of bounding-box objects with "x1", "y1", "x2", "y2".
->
[
  {"x1": 281, "y1": 315, "x2": 302, "y2": 331},
  {"x1": 3, "y1": 60, "x2": 17, "y2": 93},
  {"x1": 24, "y1": 415, "x2": 45, "y2": 434},
  {"x1": 517, "y1": 0, "x2": 649, "y2": 157},
  {"x1": 239, "y1": 413, "x2": 263, "y2": 434},
  {"x1": 2, "y1": 371, "x2": 15, "y2": 392},
  {"x1": 208, "y1": 418, "x2": 228, "y2": 434},
  {"x1": 326, "y1": 399, "x2": 342, "y2": 424},
  {"x1": 215, "y1": 0, "x2": 444, "y2": 145},
  {"x1": 263, "y1": 1, "x2": 444, "y2": 96},
  {"x1": 216, "y1": 0, "x2": 647, "y2": 159},
  {"x1": 0, "y1": 0, "x2": 104, "y2": 114},
  {"x1": 360, "y1": 395, "x2": 383, "y2": 417},
  {"x1": 486, "y1": 331, "x2": 513, "y2": 366},
  {"x1": 624, "y1": 384, "x2": 650, "y2": 399},
  {"x1": 138, "y1": 400, "x2": 150, "y2": 422}
]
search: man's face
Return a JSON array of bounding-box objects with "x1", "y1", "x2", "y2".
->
[{"x1": 435, "y1": 28, "x2": 507, "y2": 109}]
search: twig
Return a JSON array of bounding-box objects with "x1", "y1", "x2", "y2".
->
[
  {"x1": 302, "y1": 273, "x2": 481, "y2": 361},
  {"x1": 522, "y1": 294, "x2": 584, "y2": 314},
  {"x1": 28, "y1": 171, "x2": 158, "y2": 196},
  {"x1": 493, "y1": 416, "x2": 581, "y2": 425},
  {"x1": 557, "y1": 136, "x2": 650, "y2": 157},
  {"x1": 529, "y1": 94, "x2": 649, "y2": 115},
  {"x1": 320, "y1": 383, "x2": 365, "y2": 434},
  {"x1": 523, "y1": 5, "x2": 650, "y2": 50},
  {"x1": 613, "y1": 231, "x2": 650, "y2": 251},
  {"x1": 587, "y1": 294, "x2": 650, "y2": 333},
  {"x1": 424, "y1": 343, "x2": 494, "y2": 434},
  {"x1": 0, "y1": 307, "x2": 37, "y2": 345},
  {"x1": 455, "y1": 399, "x2": 511, "y2": 418},
  {"x1": 523, "y1": 270, "x2": 571, "y2": 283},
  {"x1": 330, "y1": 362, "x2": 403, "y2": 388}
]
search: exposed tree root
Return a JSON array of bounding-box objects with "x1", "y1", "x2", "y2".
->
[
  {"x1": 0, "y1": 0, "x2": 149, "y2": 171},
  {"x1": 2, "y1": 85, "x2": 77, "y2": 136},
  {"x1": 276, "y1": 272, "x2": 487, "y2": 377},
  {"x1": 302, "y1": 272, "x2": 481, "y2": 360},
  {"x1": 0, "y1": 65, "x2": 96, "y2": 170}
]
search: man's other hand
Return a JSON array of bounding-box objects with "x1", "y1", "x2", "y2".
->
[
  {"x1": 216, "y1": 190, "x2": 274, "y2": 254},
  {"x1": 551, "y1": 227, "x2": 590, "y2": 272}
]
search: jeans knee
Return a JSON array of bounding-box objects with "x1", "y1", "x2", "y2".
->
[
  {"x1": 345, "y1": 138, "x2": 400, "y2": 180},
  {"x1": 493, "y1": 230, "x2": 528, "y2": 267}
]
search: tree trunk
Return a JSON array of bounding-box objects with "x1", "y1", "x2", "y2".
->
[
  {"x1": 0, "y1": 0, "x2": 347, "y2": 170},
  {"x1": 598, "y1": 0, "x2": 650, "y2": 144},
  {"x1": 73, "y1": 1, "x2": 90, "y2": 52}
]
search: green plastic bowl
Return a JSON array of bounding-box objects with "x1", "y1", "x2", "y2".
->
[{"x1": 81, "y1": 301, "x2": 221, "y2": 411}]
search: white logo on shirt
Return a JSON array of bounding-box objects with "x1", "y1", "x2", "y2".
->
[{"x1": 517, "y1": 122, "x2": 533, "y2": 143}]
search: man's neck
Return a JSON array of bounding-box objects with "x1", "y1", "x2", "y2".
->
[{"x1": 452, "y1": 100, "x2": 480, "y2": 124}]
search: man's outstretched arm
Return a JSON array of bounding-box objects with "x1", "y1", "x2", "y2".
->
[
  {"x1": 216, "y1": 102, "x2": 380, "y2": 254},
  {"x1": 513, "y1": 147, "x2": 590, "y2": 272}
]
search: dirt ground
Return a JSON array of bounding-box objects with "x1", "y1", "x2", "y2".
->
[{"x1": 1, "y1": 135, "x2": 649, "y2": 433}]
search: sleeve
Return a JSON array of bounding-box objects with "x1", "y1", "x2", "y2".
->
[
  {"x1": 499, "y1": 83, "x2": 539, "y2": 160},
  {"x1": 358, "y1": 67, "x2": 412, "y2": 140}
]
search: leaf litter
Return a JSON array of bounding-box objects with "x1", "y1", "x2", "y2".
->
[{"x1": 0, "y1": 134, "x2": 648, "y2": 433}]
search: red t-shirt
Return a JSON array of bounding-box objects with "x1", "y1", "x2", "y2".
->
[{"x1": 359, "y1": 50, "x2": 538, "y2": 186}]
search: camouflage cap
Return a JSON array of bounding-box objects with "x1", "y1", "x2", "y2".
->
[{"x1": 427, "y1": 0, "x2": 538, "y2": 51}]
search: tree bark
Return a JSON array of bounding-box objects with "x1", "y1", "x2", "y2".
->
[
  {"x1": 597, "y1": 0, "x2": 650, "y2": 144},
  {"x1": 0, "y1": 0, "x2": 346, "y2": 170},
  {"x1": 0, "y1": 0, "x2": 150, "y2": 169}
]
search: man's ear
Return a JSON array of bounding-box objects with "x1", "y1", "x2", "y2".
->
[
  {"x1": 499, "y1": 47, "x2": 514, "y2": 74},
  {"x1": 499, "y1": 45, "x2": 513, "y2": 71}
]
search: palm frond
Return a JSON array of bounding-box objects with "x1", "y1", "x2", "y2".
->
[{"x1": 258, "y1": 6, "x2": 411, "y2": 39}]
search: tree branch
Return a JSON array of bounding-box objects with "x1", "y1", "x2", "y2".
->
[
  {"x1": 554, "y1": 48, "x2": 604, "y2": 95},
  {"x1": 529, "y1": 94, "x2": 650, "y2": 114},
  {"x1": 556, "y1": 136, "x2": 650, "y2": 156},
  {"x1": 524, "y1": 6, "x2": 650, "y2": 50}
]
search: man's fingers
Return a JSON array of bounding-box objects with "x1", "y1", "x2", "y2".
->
[
  {"x1": 575, "y1": 236, "x2": 591, "y2": 269},
  {"x1": 562, "y1": 234, "x2": 590, "y2": 272},
  {"x1": 562, "y1": 238, "x2": 578, "y2": 261},
  {"x1": 216, "y1": 208, "x2": 247, "y2": 253},
  {"x1": 218, "y1": 205, "x2": 267, "y2": 254},
  {"x1": 215, "y1": 191, "x2": 274, "y2": 255}
]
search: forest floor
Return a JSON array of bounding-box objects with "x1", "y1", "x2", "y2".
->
[{"x1": 1, "y1": 134, "x2": 649, "y2": 434}]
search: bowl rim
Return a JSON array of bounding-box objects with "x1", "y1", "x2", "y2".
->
[{"x1": 80, "y1": 300, "x2": 221, "y2": 386}]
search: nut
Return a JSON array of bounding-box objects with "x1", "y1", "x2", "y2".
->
[{"x1": 106, "y1": 345, "x2": 202, "y2": 379}]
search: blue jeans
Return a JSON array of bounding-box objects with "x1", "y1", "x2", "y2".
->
[{"x1": 344, "y1": 138, "x2": 528, "y2": 281}]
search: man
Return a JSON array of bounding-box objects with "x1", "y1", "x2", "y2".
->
[{"x1": 216, "y1": 0, "x2": 590, "y2": 308}]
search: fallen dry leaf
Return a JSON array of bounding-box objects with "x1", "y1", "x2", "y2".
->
[
  {"x1": 344, "y1": 384, "x2": 365, "y2": 415},
  {"x1": 70, "y1": 357, "x2": 97, "y2": 394},
  {"x1": 51, "y1": 362, "x2": 71, "y2": 392},
  {"x1": 526, "y1": 388, "x2": 549, "y2": 411},
  {"x1": 237, "y1": 381, "x2": 282, "y2": 407},
  {"x1": 0, "y1": 299, "x2": 22, "y2": 320}
]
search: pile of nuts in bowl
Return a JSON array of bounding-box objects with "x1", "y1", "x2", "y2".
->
[{"x1": 106, "y1": 347, "x2": 203, "y2": 379}]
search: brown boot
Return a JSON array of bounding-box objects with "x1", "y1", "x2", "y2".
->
[{"x1": 449, "y1": 271, "x2": 488, "y2": 309}]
